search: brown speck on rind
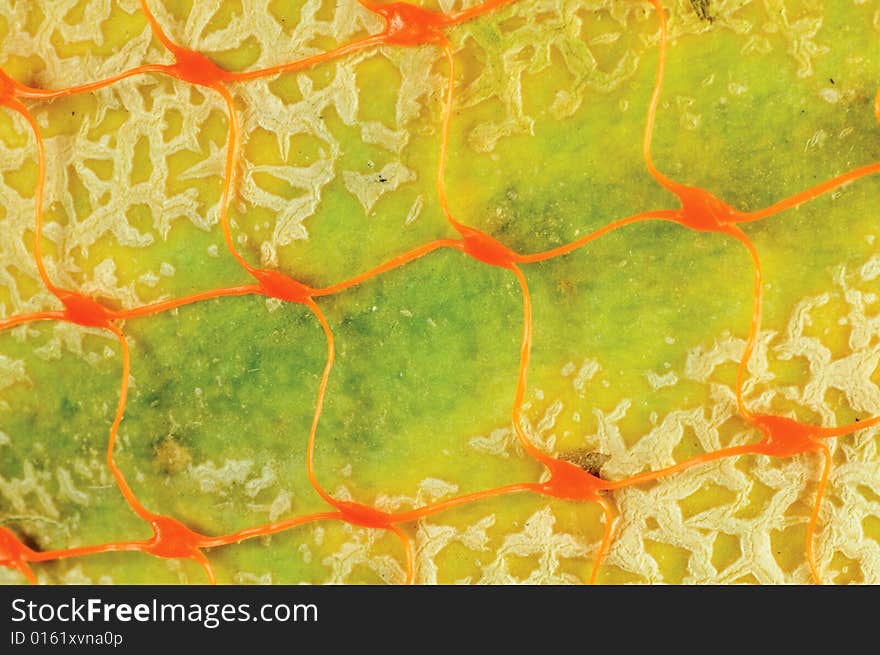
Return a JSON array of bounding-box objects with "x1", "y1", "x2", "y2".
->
[
  {"x1": 689, "y1": 0, "x2": 714, "y2": 23},
  {"x1": 556, "y1": 278, "x2": 575, "y2": 296},
  {"x1": 154, "y1": 438, "x2": 192, "y2": 475},
  {"x1": 559, "y1": 449, "x2": 611, "y2": 478},
  {"x1": 13, "y1": 529, "x2": 41, "y2": 552}
]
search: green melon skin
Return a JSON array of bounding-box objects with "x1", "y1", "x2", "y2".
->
[{"x1": 0, "y1": 0, "x2": 878, "y2": 584}]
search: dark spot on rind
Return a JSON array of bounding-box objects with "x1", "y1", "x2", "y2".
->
[
  {"x1": 559, "y1": 449, "x2": 610, "y2": 478},
  {"x1": 7, "y1": 528, "x2": 40, "y2": 552},
  {"x1": 59, "y1": 396, "x2": 79, "y2": 418},
  {"x1": 556, "y1": 278, "x2": 575, "y2": 297},
  {"x1": 154, "y1": 437, "x2": 192, "y2": 475},
  {"x1": 689, "y1": 0, "x2": 714, "y2": 23}
]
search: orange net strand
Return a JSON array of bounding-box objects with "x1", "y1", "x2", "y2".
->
[{"x1": 2, "y1": 0, "x2": 879, "y2": 585}]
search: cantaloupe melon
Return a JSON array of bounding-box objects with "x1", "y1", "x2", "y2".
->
[{"x1": 0, "y1": 0, "x2": 878, "y2": 584}]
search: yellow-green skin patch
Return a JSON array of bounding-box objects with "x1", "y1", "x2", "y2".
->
[{"x1": 0, "y1": 0, "x2": 878, "y2": 584}]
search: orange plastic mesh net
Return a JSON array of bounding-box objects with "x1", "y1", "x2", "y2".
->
[{"x1": 1, "y1": 0, "x2": 879, "y2": 585}]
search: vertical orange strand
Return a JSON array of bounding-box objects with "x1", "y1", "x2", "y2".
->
[
  {"x1": 390, "y1": 525, "x2": 415, "y2": 585},
  {"x1": 304, "y1": 300, "x2": 339, "y2": 507},
  {"x1": 139, "y1": 0, "x2": 181, "y2": 53},
  {"x1": 642, "y1": 0, "x2": 677, "y2": 192},
  {"x1": 15, "y1": 561, "x2": 38, "y2": 585},
  {"x1": 727, "y1": 225, "x2": 762, "y2": 420},
  {"x1": 875, "y1": 85, "x2": 880, "y2": 124},
  {"x1": 589, "y1": 496, "x2": 616, "y2": 585},
  {"x1": 191, "y1": 549, "x2": 218, "y2": 585},
  {"x1": 14, "y1": 102, "x2": 55, "y2": 293},
  {"x1": 214, "y1": 83, "x2": 253, "y2": 273},
  {"x1": 105, "y1": 326, "x2": 152, "y2": 522},
  {"x1": 806, "y1": 445, "x2": 832, "y2": 584},
  {"x1": 509, "y1": 265, "x2": 547, "y2": 464},
  {"x1": 435, "y1": 40, "x2": 460, "y2": 231}
]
